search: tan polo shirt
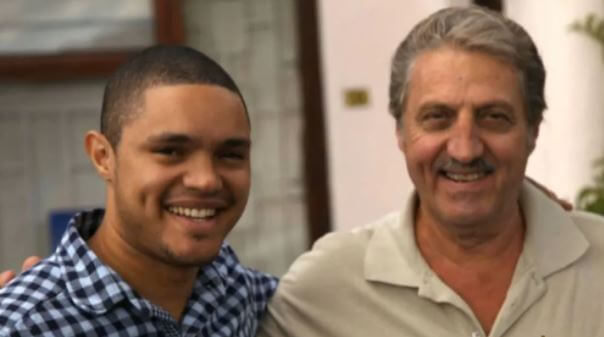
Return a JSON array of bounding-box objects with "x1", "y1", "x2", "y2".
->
[{"x1": 258, "y1": 182, "x2": 604, "y2": 337}]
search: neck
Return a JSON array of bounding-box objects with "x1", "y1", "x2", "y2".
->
[
  {"x1": 415, "y1": 202, "x2": 525, "y2": 266},
  {"x1": 415, "y1": 202, "x2": 525, "y2": 334},
  {"x1": 88, "y1": 216, "x2": 198, "y2": 322}
]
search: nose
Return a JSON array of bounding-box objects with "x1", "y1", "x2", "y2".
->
[
  {"x1": 182, "y1": 155, "x2": 223, "y2": 193},
  {"x1": 446, "y1": 112, "x2": 484, "y2": 163}
]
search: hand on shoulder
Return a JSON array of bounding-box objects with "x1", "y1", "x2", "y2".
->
[{"x1": 0, "y1": 256, "x2": 42, "y2": 288}]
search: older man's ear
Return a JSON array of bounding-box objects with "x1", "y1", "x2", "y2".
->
[{"x1": 0, "y1": 256, "x2": 42, "y2": 288}]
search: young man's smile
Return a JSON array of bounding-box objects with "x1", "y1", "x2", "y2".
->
[{"x1": 163, "y1": 194, "x2": 233, "y2": 236}]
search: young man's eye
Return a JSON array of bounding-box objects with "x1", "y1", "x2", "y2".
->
[
  {"x1": 219, "y1": 151, "x2": 245, "y2": 160},
  {"x1": 153, "y1": 147, "x2": 182, "y2": 157}
]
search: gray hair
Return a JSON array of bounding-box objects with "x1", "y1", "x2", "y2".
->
[{"x1": 389, "y1": 6, "x2": 546, "y2": 126}]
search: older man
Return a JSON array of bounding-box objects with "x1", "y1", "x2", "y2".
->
[{"x1": 258, "y1": 6, "x2": 604, "y2": 337}]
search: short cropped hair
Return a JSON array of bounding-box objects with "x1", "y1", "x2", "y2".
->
[
  {"x1": 101, "y1": 45, "x2": 247, "y2": 147},
  {"x1": 389, "y1": 6, "x2": 546, "y2": 127}
]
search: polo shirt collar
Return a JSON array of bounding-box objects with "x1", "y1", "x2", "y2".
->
[
  {"x1": 520, "y1": 182, "x2": 589, "y2": 278},
  {"x1": 364, "y1": 181, "x2": 589, "y2": 287},
  {"x1": 57, "y1": 213, "x2": 136, "y2": 315},
  {"x1": 364, "y1": 194, "x2": 425, "y2": 287}
]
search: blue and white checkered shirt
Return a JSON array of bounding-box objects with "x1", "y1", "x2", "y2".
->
[{"x1": 0, "y1": 210, "x2": 278, "y2": 336}]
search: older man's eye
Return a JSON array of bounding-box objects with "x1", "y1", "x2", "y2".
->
[
  {"x1": 420, "y1": 109, "x2": 452, "y2": 129},
  {"x1": 485, "y1": 112, "x2": 510, "y2": 121},
  {"x1": 424, "y1": 112, "x2": 445, "y2": 120},
  {"x1": 478, "y1": 108, "x2": 514, "y2": 130}
]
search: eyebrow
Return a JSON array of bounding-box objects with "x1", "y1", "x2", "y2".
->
[
  {"x1": 145, "y1": 132, "x2": 251, "y2": 148},
  {"x1": 418, "y1": 100, "x2": 515, "y2": 112},
  {"x1": 222, "y1": 138, "x2": 251, "y2": 149},
  {"x1": 476, "y1": 101, "x2": 515, "y2": 112},
  {"x1": 146, "y1": 133, "x2": 193, "y2": 144},
  {"x1": 418, "y1": 102, "x2": 455, "y2": 112}
]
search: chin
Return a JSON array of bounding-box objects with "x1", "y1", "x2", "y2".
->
[
  {"x1": 162, "y1": 241, "x2": 223, "y2": 267},
  {"x1": 165, "y1": 252, "x2": 219, "y2": 268},
  {"x1": 438, "y1": 204, "x2": 495, "y2": 227},
  {"x1": 446, "y1": 214, "x2": 488, "y2": 227}
]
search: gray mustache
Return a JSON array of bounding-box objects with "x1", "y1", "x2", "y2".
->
[{"x1": 437, "y1": 157, "x2": 495, "y2": 174}]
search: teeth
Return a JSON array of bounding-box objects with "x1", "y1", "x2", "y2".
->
[
  {"x1": 445, "y1": 172, "x2": 484, "y2": 182},
  {"x1": 168, "y1": 206, "x2": 216, "y2": 219}
]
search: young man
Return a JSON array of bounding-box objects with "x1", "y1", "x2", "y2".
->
[{"x1": 0, "y1": 46, "x2": 277, "y2": 336}]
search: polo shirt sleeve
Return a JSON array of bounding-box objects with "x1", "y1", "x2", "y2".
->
[{"x1": 257, "y1": 231, "x2": 371, "y2": 337}]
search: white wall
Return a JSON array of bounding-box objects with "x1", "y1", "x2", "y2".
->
[
  {"x1": 507, "y1": 0, "x2": 604, "y2": 202},
  {"x1": 318, "y1": 1, "x2": 452, "y2": 231},
  {"x1": 185, "y1": 0, "x2": 309, "y2": 276},
  {"x1": 0, "y1": 81, "x2": 106, "y2": 272},
  {"x1": 320, "y1": 0, "x2": 604, "y2": 231}
]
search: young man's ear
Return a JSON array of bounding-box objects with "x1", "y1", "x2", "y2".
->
[{"x1": 84, "y1": 131, "x2": 115, "y2": 182}]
